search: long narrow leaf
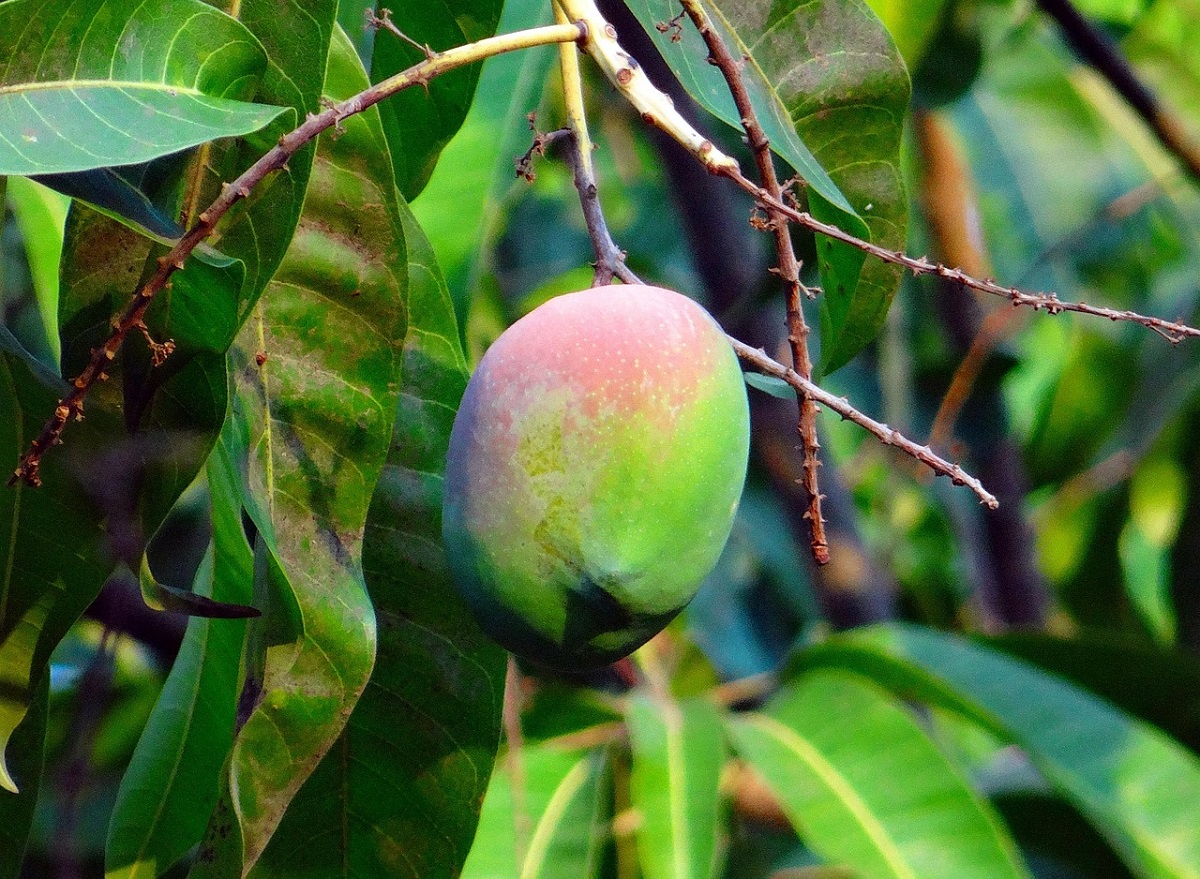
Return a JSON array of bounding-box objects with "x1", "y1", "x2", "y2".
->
[
  {"x1": 728, "y1": 669, "x2": 1030, "y2": 879},
  {"x1": 0, "y1": 676, "x2": 46, "y2": 873},
  {"x1": 624, "y1": 0, "x2": 910, "y2": 371},
  {"x1": 0, "y1": 327, "x2": 120, "y2": 794},
  {"x1": 463, "y1": 746, "x2": 612, "y2": 879},
  {"x1": 369, "y1": 0, "x2": 504, "y2": 199},
  {"x1": 104, "y1": 451, "x2": 254, "y2": 879},
  {"x1": 249, "y1": 29, "x2": 506, "y2": 877},
  {"x1": 192, "y1": 22, "x2": 407, "y2": 874},
  {"x1": 803, "y1": 624, "x2": 1200, "y2": 879},
  {"x1": 627, "y1": 695, "x2": 725, "y2": 879}
]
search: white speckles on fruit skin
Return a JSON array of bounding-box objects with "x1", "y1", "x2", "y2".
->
[{"x1": 443, "y1": 285, "x2": 750, "y2": 666}]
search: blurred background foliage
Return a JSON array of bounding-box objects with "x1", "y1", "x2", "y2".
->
[{"x1": 5, "y1": 0, "x2": 1200, "y2": 876}]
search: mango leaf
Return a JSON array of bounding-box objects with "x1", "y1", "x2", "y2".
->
[
  {"x1": 4, "y1": 177, "x2": 68, "y2": 367},
  {"x1": 207, "y1": 0, "x2": 335, "y2": 305},
  {"x1": 191, "y1": 23, "x2": 407, "y2": 874},
  {"x1": 105, "y1": 452, "x2": 255, "y2": 879},
  {"x1": 135, "y1": 554, "x2": 258, "y2": 620},
  {"x1": 627, "y1": 694, "x2": 725, "y2": 879},
  {"x1": 802, "y1": 624, "x2": 1200, "y2": 879},
  {"x1": 463, "y1": 746, "x2": 612, "y2": 879},
  {"x1": 53, "y1": 0, "x2": 337, "y2": 504},
  {"x1": 3, "y1": 0, "x2": 326, "y2": 841},
  {"x1": 624, "y1": 0, "x2": 909, "y2": 372},
  {"x1": 368, "y1": 0, "x2": 505, "y2": 199},
  {"x1": 0, "y1": 326, "x2": 122, "y2": 794},
  {"x1": 727, "y1": 669, "x2": 1030, "y2": 879},
  {"x1": 247, "y1": 29, "x2": 506, "y2": 877},
  {"x1": 0, "y1": 675, "x2": 46, "y2": 874},
  {"x1": 988, "y1": 633, "x2": 1200, "y2": 752},
  {"x1": 0, "y1": 0, "x2": 284, "y2": 175}
]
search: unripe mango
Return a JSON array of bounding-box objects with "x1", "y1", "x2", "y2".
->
[{"x1": 443, "y1": 285, "x2": 750, "y2": 669}]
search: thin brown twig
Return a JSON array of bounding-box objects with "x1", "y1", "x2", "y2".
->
[
  {"x1": 678, "y1": 0, "x2": 828, "y2": 565},
  {"x1": 9, "y1": 20, "x2": 586, "y2": 488},
  {"x1": 731, "y1": 337, "x2": 999, "y2": 509},
  {"x1": 726, "y1": 169, "x2": 1200, "y2": 343},
  {"x1": 367, "y1": 8, "x2": 436, "y2": 59},
  {"x1": 551, "y1": 20, "x2": 637, "y2": 287}
]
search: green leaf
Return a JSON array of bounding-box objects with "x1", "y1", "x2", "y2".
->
[
  {"x1": 627, "y1": 694, "x2": 725, "y2": 879},
  {"x1": 105, "y1": 455, "x2": 255, "y2": 879},
  {"x1": 246, "y1": 29, "x2": 506, "y2": 878},
  {"x1": 463, "y1": 745, "x2": 612, "y2": 879},
  {"x1": 135, "y1": 554, "x2": 258, "y2": 620},
  {"x1": 192, "y1": 23, "x2": 407, "y2": 874},
  {"x1": 0, "y1": 0, "x2": 285, "y2": 175},
  {"x1": 369, "y1": 0, "x2": 505, "y2": 199},
  {"x1": 742, "y1": 372, "x2": 794, "y2": 400},
  {"x1": 208, "y1": 0, "x2": 335, "y2": 305},
  {"x1": 803, "y1": 624, "x2": 1200, "y2": 879},
  {"x1": 987, "y1": 633, "x2": 1200, "y2": 753},
  {"x1": 727, "y1": 669, "x2": 1030, "y2": 879},
  {"x1": 624, "y1": 0, "x2": 909, "y2": 372},
  {"x1": 5, "y1": 177, "x2": 68, "y2": 367}
]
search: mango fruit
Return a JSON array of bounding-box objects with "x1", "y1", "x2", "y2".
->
[{"x1": 442, "y1": 284, "x2": 750, "y2": 669}]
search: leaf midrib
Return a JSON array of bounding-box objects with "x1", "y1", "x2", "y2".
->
[
  {"x1": 0, "y1": 80, "x2": 213, "y2": 97},
  {"x1": 745, "y1": 713, "x2": 916, "y2": 879}
]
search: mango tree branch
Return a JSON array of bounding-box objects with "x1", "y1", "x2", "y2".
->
[
  {"x1": 727, "y1": 170, "x2": 1200, "y2": 343},
  {"x1": 677, "y1": 0, "x2": 829, "y2": 565},
  {"x1": 730, "y1": 338, "x2": 999, "y2": 509},
  {"x1": 556, "y1": 0, "x2": 739, "y2": 175},
  {"x1": 9, "y1": 20, "x2": 586, "y2": 487}
]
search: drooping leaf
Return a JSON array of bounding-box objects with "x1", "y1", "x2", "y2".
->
[
  {"x1": 803, "y1": 624, "x2": 1200, "y2": 879},
  {"x1": 246, "y1": 29, "x2": 506, "y2": 878},
  {"x1": 105, "y1": 452, "x2": 255, "y2": 879},
  {"x1": 51, "y1": 0, "x2": 339, "y2": 541},
  {"x1": 368, "y1": 0, "x2": 505, "y2": 199},
  {"x1": 192, "y1": 23, "x2": 407, "y2": 874},
  {"x1": 4, "y1": 177, "x2": 68, "y2": 367},
  {"x1": 0, "y1": 0, "x2": 284, "y2": 175},
  {"x1": 627, "y1": 694, "x2": 726, "y2": 879},
  {"x1": 728, "y1": 669, "x2": 1030, "y2": 879},
  {"x1": 135, "y1": 554, "x2": 258, "y2": 620},
  {"x1": 463, "y1": 745, "x2": 612, "y2": 879},
  {"x1": 205, "y1": 0, "x2": 335, "y2": 306},
  {"x1": 624, "y1": 0, "x2": 910, "y2": 372}
]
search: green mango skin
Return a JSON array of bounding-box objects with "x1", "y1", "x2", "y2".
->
[{"x1": 443, "y1": 285, "x2": 750, "y2": 670}]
